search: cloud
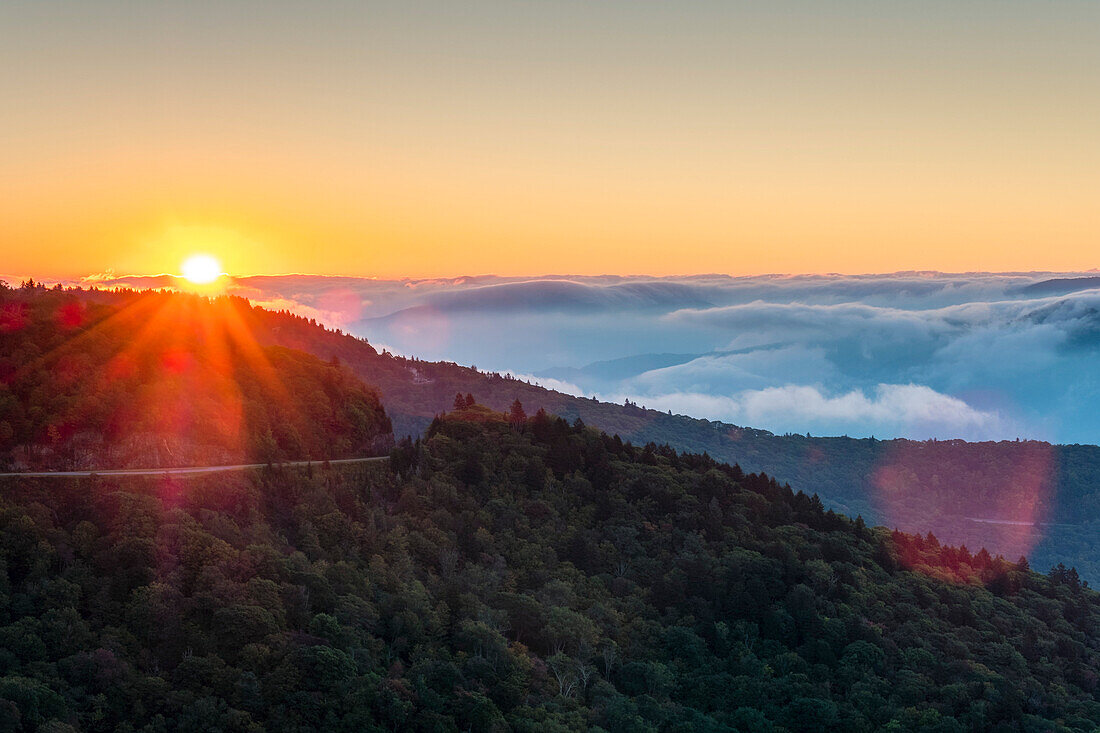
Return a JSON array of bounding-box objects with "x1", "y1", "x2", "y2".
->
[
  {"x1": 245, "y1": 297, "x2": 352, "y2": 330},
  {"x1": 613, "y1": 384, "x2": 1011, "y2": 441},
  {"x1": 410, "y1": 279, "x2": 716, "y2": 313},
  {"x1": 626, "y1": 344, "x2": 840, "y2": 395},
  {"x1": 738, "y1": 384, "x2": 1002, "y2": 436},
  {"x1": 502, "y1": 372, "x2": 587, "y2": 398}
]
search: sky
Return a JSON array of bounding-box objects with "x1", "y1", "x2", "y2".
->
[
  {"x1": 50, "y1": 270, "x2": 1100, "y2": 445},
  {"x1": 3, "y1": 1, "x2": 1100, "y2": 279}
]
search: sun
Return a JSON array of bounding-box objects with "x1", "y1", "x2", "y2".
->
[{"x1": 180, "y1": 254, "x2": 223, "y2": 284}]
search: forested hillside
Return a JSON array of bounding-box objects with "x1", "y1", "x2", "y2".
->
[
  {"x1": 7, "y1": 283, "x2": 1100, "y2": 580},
  {"x1": 215, "y1": 287, "x2": 1100, "y2": 582},
  {"x1": 0, "y1": 284, "x2": 392, "y2": 470},
  {"x1": 2, "y1": 407, "x2": 1100, "y2": 731}
]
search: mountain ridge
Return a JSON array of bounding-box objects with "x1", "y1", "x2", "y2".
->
[{"x1": 8, "y1": 282, "x2": 1100, "y2": 580}]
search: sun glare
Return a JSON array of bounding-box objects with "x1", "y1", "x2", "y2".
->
[{"x1": 181, "y1": 254, "x2": 222, "y2": 284}]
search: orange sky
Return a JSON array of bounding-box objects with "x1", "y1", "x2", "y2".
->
[{"x1": 3, "y1": 2, "x2": 1099, "y2": 279}]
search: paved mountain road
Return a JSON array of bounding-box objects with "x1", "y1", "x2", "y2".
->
[{"x1": 0, "y1": 456, "x2": 387, "y2": 479}]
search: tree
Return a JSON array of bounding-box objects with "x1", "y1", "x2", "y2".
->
[
  {"x1": 454, "y1": 393, "x2": 467, "y2": 410},
  {"x1": 545, "y1": 607, "x2": 599, "y2": 656},
  {"x1": 600, "y1": 642, "x2": 619, "y2": 680},
  {"x1": 509, "y1": 399, "x2": 527, "y2": 428},
  {"x1": 547, "y1": 653, "x2": 579, "y2": 698},
  {"x1": 1050, "y1": 563, "x2": 1082, "y2": 590}
]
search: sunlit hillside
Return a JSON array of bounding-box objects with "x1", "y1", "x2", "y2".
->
[{"x1": 0, "y1": 282, "x2": 392, "y2": 469}]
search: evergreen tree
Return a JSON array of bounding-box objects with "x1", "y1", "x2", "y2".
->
[{"x1": 508, "y1": 399, "x2": 527, "y2": 427}]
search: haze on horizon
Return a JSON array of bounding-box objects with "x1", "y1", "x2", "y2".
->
[{"x1": 3, "y1": 1, "x2": 1100, "y2": 280}]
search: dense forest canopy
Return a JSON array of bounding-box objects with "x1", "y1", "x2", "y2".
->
[
  {"x1": 7, "y1": 282, "x2": 1100, "y2": 580},
  {"x1": 1, "y1": 407, "x2": 1099, "y2": 731},
  {"x1": 0, "y1": 283, "x2": 392, "y2": 469}
]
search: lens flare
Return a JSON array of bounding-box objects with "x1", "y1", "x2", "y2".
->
[{"x1": 871, "y1": 439, "x2": 1054, "y2": 582}]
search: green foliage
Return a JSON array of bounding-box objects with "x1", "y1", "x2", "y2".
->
[{"x1": 1, "y1": 415, "x2": 1100, "y2": 730}]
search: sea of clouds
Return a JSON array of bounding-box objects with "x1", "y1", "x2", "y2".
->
[{"x1": 65, "y1": 271, "x2": 1100, "y2": 443}]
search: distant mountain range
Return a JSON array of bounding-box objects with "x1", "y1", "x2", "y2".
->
[{"x1": 1013, "y1": 276, "x2": 1100, "y2": 296}]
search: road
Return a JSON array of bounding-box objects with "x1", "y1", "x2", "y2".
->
[{"x1": 0, "y1": 456, "x2": 387, "y2": 479}]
